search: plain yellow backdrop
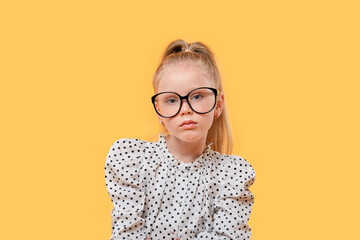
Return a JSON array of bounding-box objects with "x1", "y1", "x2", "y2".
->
[{"x1": 1, "y1": 0, "x2": 359, "y2": 239}]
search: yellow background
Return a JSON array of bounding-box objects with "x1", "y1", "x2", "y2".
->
[{"x1": 1, "y1": 0, "x2": 359, "y2": 239}]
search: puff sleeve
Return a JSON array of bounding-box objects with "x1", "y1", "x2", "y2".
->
[
  {"x1": 104, "y1": 139, "x2": 146, "y2": 240},
  {"x1": 196, "y1": 156, "x2": 256, "y2": 240}
]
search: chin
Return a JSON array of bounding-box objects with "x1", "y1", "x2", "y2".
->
[{"x1": 175, "y1": 132, "x2": 205, "y2": 143}]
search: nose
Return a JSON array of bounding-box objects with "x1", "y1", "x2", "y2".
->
[{"x1": 179, "y1": 99, "x2": 193, "y2": 116}]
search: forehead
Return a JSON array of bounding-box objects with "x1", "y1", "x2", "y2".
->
[{"x1": 157, "y1": 61, "x2": 215, "y2": 94}]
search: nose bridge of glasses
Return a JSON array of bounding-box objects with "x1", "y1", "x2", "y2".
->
[{"x1": 179, "y1": 95, "x2": 192, "y2": 111}]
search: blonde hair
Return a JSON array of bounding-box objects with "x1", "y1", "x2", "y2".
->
[{"x1": 152, "y1": 39, "x2": 233, "y2": 154}]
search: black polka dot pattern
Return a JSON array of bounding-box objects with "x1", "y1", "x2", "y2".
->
[{"x1": 105, "y1": 134, "x2": 256, "y2": 240}]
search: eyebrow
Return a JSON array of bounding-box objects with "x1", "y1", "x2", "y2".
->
[{"x1": 158, "y1": 86, "x2": 214, "y2": 94}]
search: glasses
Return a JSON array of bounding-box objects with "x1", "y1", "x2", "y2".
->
[{"x1": 151, "y1": 87, "x2": 218, "y2": 118}]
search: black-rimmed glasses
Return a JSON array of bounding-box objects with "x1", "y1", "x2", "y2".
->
[{"x1": 151, "y1": 87, "x2": 218, "y2": 118}]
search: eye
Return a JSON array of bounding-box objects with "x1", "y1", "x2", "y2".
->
[
  {"x1": 191, "y1": 94, "x2": 203, "y2": 100},
  {"x1": 165, "y1": 98, "x2": 178, "y2": 104}
]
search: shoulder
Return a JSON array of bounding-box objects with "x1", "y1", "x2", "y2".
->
[
  {"x1": 211, "y1": 152, "x2": 256, "y2": 189},
  {"x1": 105, "y1": 137, "x2": 158, "y2": 185},
  {"x1": 107, "y1": 138, "x2": 152, "y2": 154},
  {"x1": 105, "y1": 137, "x2": 155, "y2": 168},
  {"x1": 106, "y1": 137, "x2": 157, "y2": 158}
]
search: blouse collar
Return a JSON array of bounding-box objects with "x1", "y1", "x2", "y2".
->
[{"x1": 156, "y1": 134, "x2": 214, "y2": 170}]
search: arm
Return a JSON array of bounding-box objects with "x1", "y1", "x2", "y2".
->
[
  {"x1": 104, "y1": 139, "x2": 146, "y2": 240},
  {"x1": 196, "y1": 158, "x2": 256, "y2": 240}
]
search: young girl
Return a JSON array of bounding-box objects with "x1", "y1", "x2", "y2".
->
[{"x1": 105, "y1": 39, "x2": 256, "y2": 240}]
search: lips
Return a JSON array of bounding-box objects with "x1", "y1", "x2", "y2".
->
[{"x1": 180, "y1": 120, "x2": 197, "y2": 127}]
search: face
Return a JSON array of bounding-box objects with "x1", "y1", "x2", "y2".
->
[{"x1": 155, "y1": 61, "x2": 224, "y2": 144}]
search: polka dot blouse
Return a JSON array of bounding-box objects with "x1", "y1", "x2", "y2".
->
[{"x1": 104, "y1": 134, "x2": 256, "y2": 240}]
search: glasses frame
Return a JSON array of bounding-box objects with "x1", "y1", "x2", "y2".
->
[{"x1": 151, "y1": 87, "x2": 219, "y2": 118}]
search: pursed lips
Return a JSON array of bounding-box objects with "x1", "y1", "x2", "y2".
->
[{"x1": 180, "y1": 120, "x2": 197, "y2": 126}]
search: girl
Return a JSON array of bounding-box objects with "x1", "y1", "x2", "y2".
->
[{"x1": 105, "y1": 39, "x2": 256, "y2": 240}]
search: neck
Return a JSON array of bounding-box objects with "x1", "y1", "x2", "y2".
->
[{"x1": 164, "y1": 135, "x2": 207, "y2": 163}]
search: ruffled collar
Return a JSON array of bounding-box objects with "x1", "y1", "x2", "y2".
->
[{"x1": 156, "y1": 134, "x2": 214, "y2": 170}]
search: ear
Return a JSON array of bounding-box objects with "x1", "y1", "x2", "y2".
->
[{"x1": 215, "y1": 92, "x2": 225, "y2": 116}]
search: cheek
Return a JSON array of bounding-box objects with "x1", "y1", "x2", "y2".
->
[
  {"x1": 163, "y1": 118, "x2": 176, "y2": 128},
  {"x1": 199, "y1": 114, "x2": 215, "y2": 127},
  {"x1": 155, "y1": 102, "x2": 161, "y2": 112}
]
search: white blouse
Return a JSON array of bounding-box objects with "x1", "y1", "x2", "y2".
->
[{"x1": 104, "y1": 134, "x2": 256, "y2": 240}]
